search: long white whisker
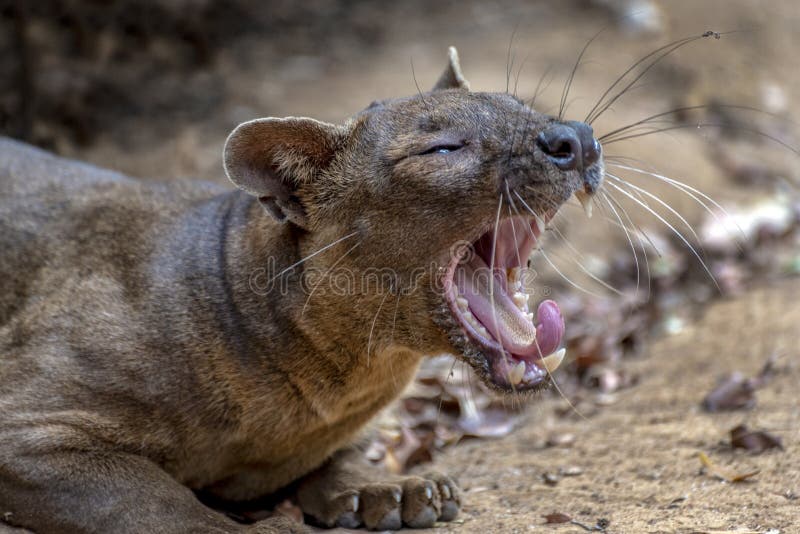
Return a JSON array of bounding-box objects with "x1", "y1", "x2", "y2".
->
[
  {"x1": 512, "y1": 191, "x2": 605, "y2": 298},
  {"x1": 599, "y1": 190, "x2": 647, "y2": 299},
  {"x1": 436, "y1": 357, "x2": 460, "y2": 429},
  {"x1": 489, "y1": 195, "x2": 514, "y2": 389},
  {"x1": 538, "y1": 245, "x2": 607, "y2": 298},
  {"x1": 596, "y1": 191, "x2": 663, "y2": 256},
  {"x1": 560, "y1": 201, "x2": 646, "y2": 237},
  {"x1": 607, "y1": 159, "x2": 715, "y2": 211},
  {"x1": 366, "y1": 290, "x2": 390, "y2": 368},
  {"x1": 600, "y1": 123, "x2": 684, "y2": 144},
  {"x1": 388, "y1": 291, "x2": 401, "y2": 345},
  {"x1": 505, "y1": 182, "x2": 524, "y2": 269},
  {"x1": 534, "y1": 325, "x2": 588, "y2": 420},
  {"x1": 301, "y1": 241, "x2": 361, "y2": 316},
  {"x1": 542, "y1": 206, "x2": 628, "y2": 296},
  {"x1": 606, "y1": 174, "x2": 702, "y2": 243},
  {"x1": 506, "y1": 193, "x2": 586, "y2": 419},
  {"x1": 602, "y1": 122, "x2": 800, "y2": 155},
  {"x1": 600, "y1": 189, "x2": 659, "y2": 324},
  {"x1": 547, "y1": 226, "x2": 625, "y2": 296},
  {"x1": 607, "y1": 161, "x2": 747, "y2": 245},
  {"x1": 548, "y1": 223, "x2": 585, "y2": 260},
  {"x1": 605, "y1": 181, "x2": 720, "y2": 290},
  {"x1": 268, "y1": 231, "x2": 358, "y2": 284},
  {"x1": 384, "y1": 291, "x2": 402, "y2": 391}
]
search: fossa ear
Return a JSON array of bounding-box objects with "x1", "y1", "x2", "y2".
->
[
  {"x1": 432, "y1": 46, "x2": 471, "y2": 91},
  {"x1": 223, "y1": 117, "x2": 345, "y2": 229}
]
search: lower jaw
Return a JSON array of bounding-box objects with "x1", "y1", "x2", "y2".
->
[
  {"x1": 441, "y1": 241, "x2": 566, "y2": 392},
  {"x1": 449, "y1": 306, "x2": 567, "y2": 391},
  {"x1": 440, "y1": 320, "x2": 564, "y2": 393}
]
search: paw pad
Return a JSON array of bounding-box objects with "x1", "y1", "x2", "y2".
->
[{"x1": 305, "y1": 471, "x2": 461, "y2": 530}]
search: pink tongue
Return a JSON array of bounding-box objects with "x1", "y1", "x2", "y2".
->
[
  {"x1": 457, "y1": 257, "x2": 564, "y2": 357},
  {"x1": 532, "y1": 300, "x2": 564, "y2": 357}
]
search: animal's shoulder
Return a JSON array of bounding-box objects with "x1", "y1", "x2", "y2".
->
[
  {"x1": 0, "y1": 136, "x2": 228, "y2": 215},
  {"x1": 0, "y1": 137, "x2": 133, "y2": 197}
]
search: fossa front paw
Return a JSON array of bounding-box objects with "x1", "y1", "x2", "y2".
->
[{"x1": 308, "y1": 471, "x2": 460, "y2": 530}]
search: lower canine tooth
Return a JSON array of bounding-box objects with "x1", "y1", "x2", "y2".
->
[
  {"x1": 540, "y1": 348, "x2": 566, "y2": 373},
  {"x1": 509, "y1": 361, "x2": 526, "y2": 385},
  {"x1": 575, "y1": 190, "x2": 594, "y2": 218}
]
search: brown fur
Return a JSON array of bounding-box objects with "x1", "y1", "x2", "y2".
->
[{"x1": 0, "y1": 49, "x2": 592, "y2": 532}]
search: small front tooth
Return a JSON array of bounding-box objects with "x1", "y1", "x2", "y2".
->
[
  {"x1": 540, "y1": 348, "x2": 566, "y2": 373},
  {"x1": 456, "y1": 296, "x2": 469, "y2": 311},
  {"x1": 477, "y1": 326, "x2": 489, "y2": 337},
  {"x1": 509, "y1": 361, "x2": 526, "y2": 385},
  {"x1": 575, "y1": 190, "x2": 594, "y2": 218},
  {"x1": 525, "y1": 312, "x2": 534, "y2": 322},
  {"x1": 534, "y1": 214, "x2": 546, "y2": 234},
  {"x1": 464, "y1": 311, "x2": 481, "y2": 331},
  {"x1": 512, "y1": 292, "x2": 528, "y2": 309}
]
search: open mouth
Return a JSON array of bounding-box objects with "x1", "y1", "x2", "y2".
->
[{"x1": 442, "y1": 214, "x2": 566, "y2": 391}]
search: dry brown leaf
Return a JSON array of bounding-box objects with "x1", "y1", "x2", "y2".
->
[
  {"x1": 697, "y1": 452, "x2": 760, "y2": 483},
  {"x1": 730, "y1": 424, "x2": 783, "y2": 453},
  {"x1": 384, "y1": 427, "x2": 433, "y2": 474},
  {"x1": 543, "y1": 512, "x2": 572, "y2": 524},
  {"x1": 701, "y1": 372, "x2": 757, "y2": 412}
]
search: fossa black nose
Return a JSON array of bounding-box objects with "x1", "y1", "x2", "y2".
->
[{"x1": 537, "y1": 121, "x2": 601, "y2": 171}]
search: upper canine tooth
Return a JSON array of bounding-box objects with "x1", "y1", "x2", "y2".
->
[
  {"x1": 509, "y1": 361, "x2": 526, "y2": 386},
  {"x1": 575, "y1": 190, "x2": 594, "y2": 218},
  {"x1": 456, "y1": 297, "x2": 469, "y2": 311},
  {"x1": 533, "y1": 214, "x2": 546, "y2": 234},
  {"x1": 540, "y1": 348, "x2": 566, "y2": 373},
  {"x1": 509, "y1": 267, "x2": 521, "y2": 282}
]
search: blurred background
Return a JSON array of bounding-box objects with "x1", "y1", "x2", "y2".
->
[
  {"x1": 1, "y1": 0, "x2": 797, "y2": 187},
  {"x1": 2, "y1": 0, "x2": 798, "y2": 530}
]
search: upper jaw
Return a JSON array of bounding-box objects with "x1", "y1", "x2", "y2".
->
[{"x1": 439, "y1": 212, "x2": 567, "y2": 393}]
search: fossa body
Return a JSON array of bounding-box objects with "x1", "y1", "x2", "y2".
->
[{"x1": 0, "y1": 49, "x2": 603, "y2": 532}]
